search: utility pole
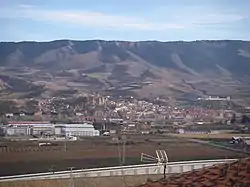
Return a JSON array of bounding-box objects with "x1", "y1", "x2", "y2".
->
[
  {"x1": 117, "y1": 134, "x2": 126, "y2": 166},
  {"x1": 163, "y1": 161, "x2": 167, "y2": 179},
  {"x1": 117, "y1": 135, "x2": 122, "y2": 164},
  {"x1": 68, "y1": 167, "x2": 74, "y2": 187},
  {"x1": 122, "y1": 134, "x2": 126, "y2": 165},
  {"x1": 64, "y1": 135, "x2": 67, "y2": 152}
]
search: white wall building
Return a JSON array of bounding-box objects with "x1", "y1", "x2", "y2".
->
[
  {"x1": 32, "y1": 124, "x2": 55, "y2": 136},
  {"x1": 64, "y1": 123, "x2": 99, "y2": 137},
  {"x1": 54, "y1": 125, "x2": 65, "y2": 136},
  {"x1": 6, "y1": 126, "x2": 32, "y2": 136},
  {"x1": 8, "y1": 122, "x2": 54, "y2": 136},
  {"x1": 6, "y1": 121, "x2": 99, "y2": 137},
  {"x1": 55, "y1": 123, "x2": 100, "y2": 137}
]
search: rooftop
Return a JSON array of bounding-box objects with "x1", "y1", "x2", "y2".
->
[
  {"x1": 8, "y1": 121, "x2": 50, "y2": 124},
  {"x1": 138, "y1": 157, "x2": 250, "y2": 187}
]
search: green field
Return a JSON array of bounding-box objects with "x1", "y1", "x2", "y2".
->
[
  {"x1": 87, "y1": 73, "x2": 110, "y2": 79},
  {"x1": 169, "y1": 133, "x2": 250, "y2": 140}
]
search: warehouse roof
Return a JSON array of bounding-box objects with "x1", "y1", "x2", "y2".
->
[
  {"x1": 64, "y1": 123, "x2": 94, "y2": 128},
  {"x1": 8, "y1": 121, "x2": 50, "y2": 124},
  {"x1": 138, "y1": 157, "x2": 250, "y2": 187}
]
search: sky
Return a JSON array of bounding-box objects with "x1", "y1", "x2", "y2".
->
[{"x1": 0, "y1": 0, "x2": 250, "y2": 41}]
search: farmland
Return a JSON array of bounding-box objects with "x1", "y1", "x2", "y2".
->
[
  {"x1": 169, "y1": 133, "x2": 250, "y2": 140},
  {"x1": 0, "y1": 135, "x2": 247, "y2": 177}
]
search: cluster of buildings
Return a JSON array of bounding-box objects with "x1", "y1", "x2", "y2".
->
[
  {"x1": 1, "y1": 93, "x2": 248, "y2": 132},
  {"x1": 110, "y1": 98, "x2": 234, "y2": 123},
  {"x1": 197, "y1": 96, "x2": 231, "y2": 101},
  {"x1": 1, "y1": 121, "x2": 100, "y2": 137}
]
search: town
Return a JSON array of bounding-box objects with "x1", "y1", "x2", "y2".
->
[{"x1": 0, "y1": 93, "x2": 249, "y2": 138}]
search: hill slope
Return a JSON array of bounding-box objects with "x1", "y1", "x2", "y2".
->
[{"x1": 0, "y1": 40, "x2": 250, "y2": 102}]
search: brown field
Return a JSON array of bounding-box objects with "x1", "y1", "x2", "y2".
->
[
  {"x1": 0, "y1": 135, "x2": 247, "y2": 177},
  {"x1": 169, "y1": 133, "x2": 250, "y2": 140}
]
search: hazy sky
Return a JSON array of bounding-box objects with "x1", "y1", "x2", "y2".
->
[{"x1": 1, "y1": 0, "x2": 250, "y2": 41}]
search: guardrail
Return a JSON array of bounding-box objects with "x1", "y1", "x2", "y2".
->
[{"x1": 0, "y1": 159, "x2": 237, "y2": 182}]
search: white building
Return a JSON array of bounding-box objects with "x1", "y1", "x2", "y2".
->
[
  {"x1": 54, "y1": 125, "x2": 65, "y2": 136},
  {"x1": 198, "y1": 96, "x2": 231, "y2": 101},
  {"x1": 6, "y1": 126, "x2": 32, "y2": 136},
  {"x1": 56, "y1": 123, "x2": 100, "y2": 137},
  {"x1": 6, "y1": 121, "x2": 99, "y2": 137},
  {"x1": 32, "y1": 124, "x2": 54, "y2": 136},
  {"x1": 8, "y1": 121, "x2": 54, "y2": 136}
]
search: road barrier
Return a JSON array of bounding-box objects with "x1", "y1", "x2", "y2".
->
[{"x1": 0, "y1": 159, "x2": 236, "y2": 182}]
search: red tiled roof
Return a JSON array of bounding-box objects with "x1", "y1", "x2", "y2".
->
[{"x1": 138, "y1": 157, "x2": 250, "y2": 187}]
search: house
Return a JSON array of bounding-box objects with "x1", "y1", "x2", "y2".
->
[{"x1": 5, "y1": 113, "x2": 13, "y2": 118}]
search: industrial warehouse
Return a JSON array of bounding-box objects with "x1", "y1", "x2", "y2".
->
[{"x1": 1, "y1": 121, "x2": 100, "y2": 137}]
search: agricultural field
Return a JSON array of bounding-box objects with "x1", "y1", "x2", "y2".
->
[
  {"x1": 169, "y1": 133, "x2": 250, "y2": 154},
  {"x1": 169, "y1": 133, "x2": 250, "y2": 140},
  {"x1": 0, "y1": 135, "x2": 247, "y2": 177},
  {"x1": 87, "y1": 73, "x2": 110, "y2": 79}
]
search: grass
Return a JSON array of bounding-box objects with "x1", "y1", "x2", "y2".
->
[
  {"x1": 87, "y1": 73, "x2": 110, "y2": 79},
  {"x1": 169, "y1": 133, "x2": 250, "y2": 140},
  {"x1": 0, "y1": 175, "x2": 161, "y2": 187}
]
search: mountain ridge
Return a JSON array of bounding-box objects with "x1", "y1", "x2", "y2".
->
[
  {"x1": 0, "y1": 39, "x2": 250, "y2": 104},
  {"x1": 1, "y1": 39, "x2": 249, "y2": 43}
]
